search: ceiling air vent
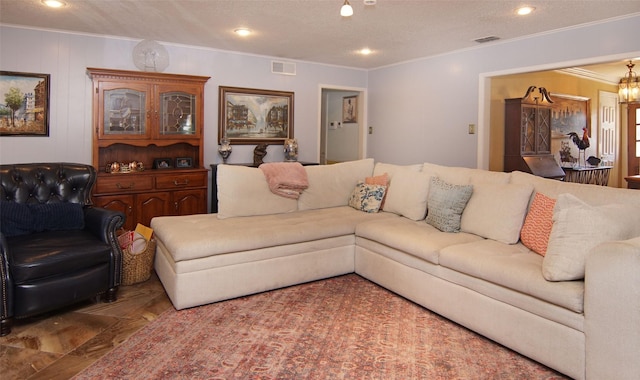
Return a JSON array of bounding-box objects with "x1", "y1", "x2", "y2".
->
[
  {"x1": 271, "y1": 60, "x2": 296, "y2": 75},
  {"x1": 474, "y1": 36, "x2": 500, "y2": 44}
]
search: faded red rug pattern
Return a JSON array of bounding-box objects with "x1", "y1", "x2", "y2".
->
[{"x1": 74, "y1": 275, "x2": 566, "y2": 379}]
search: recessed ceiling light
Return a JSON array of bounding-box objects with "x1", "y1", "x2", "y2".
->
[
  {"x1": 359, "y1": 48, "x2": 372, "y2": 55},
  {"x1": 42, "y1": 0, "x2": 66, "y2": 8},
  {"x1": 516, "y1": 6, "x2": 535, "y2": 16},
  {"x1": 234, "y1": 28, "x2": 251, "y2": 37}
]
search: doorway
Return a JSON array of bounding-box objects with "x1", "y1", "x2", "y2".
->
[{"x1": 319, "y1": 85, "x2": 367, "y2": 165}]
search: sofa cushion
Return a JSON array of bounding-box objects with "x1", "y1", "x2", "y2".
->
[
  {"x1": 520, "y1": 192, "x2": 556, "y2": 256},
  {"x1": 373, "y1": 162, "x2": 422, "y2": 179},
  {"x1": 543, "y1": 193, "x2": 640, "y2": 281},
  {"x1": 356, "y1": 216, "x2": 483, "y2": 265},
  {"x1": 460, "y1": 182, "x2": 533, "y2": 244},
  {"x1": 0, "y1": 201, "x2": 33, "y2": 237},
  {"x1": 151, "y1": 206, "x2": 396, "y2": 262},
  {"x1": 217, "y1": 164, "x2": 297, "y2": 219},
  {"x1": 510, "y1": 170, "x2": 640, "y2": 207},
  {"x1": 383, "y1": 170, "x2": 431, "y2": 220},
  {"x1": 298, "y1": 159, "x2": 374, "y2": 211},
  {"x1": 439, "y1": 239, "x2": 585, "y2": 313},
  {"x1": 425, "y1": 177, "x2": 473, "y2": 232},
  {"x1": 348, "y1": 182, "x2": 386, "y2": 213},
  {"x1": 422, "y1": 162, "x2": 511, "y2": 186},
  {"x1": 373, "y1": 162, "x2": 422, "y2": 213}
]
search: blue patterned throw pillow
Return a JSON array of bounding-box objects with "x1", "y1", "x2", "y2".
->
[
  {"x1": 425, "y1": 177, "x2": 473, "y2": 232},
  {"x1": 349, "y1": 182, "x2": 387, "y2": 213}
]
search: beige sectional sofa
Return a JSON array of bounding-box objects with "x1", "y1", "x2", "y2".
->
[{"x1": 151, "y1": 158, "x2": 640, "y2": 380}]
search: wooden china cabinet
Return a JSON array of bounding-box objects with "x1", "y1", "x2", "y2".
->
[
  {"x1": 504, "y1": 97, "x2": 563, "y2": 178},
  {"x1": 88, "y1": 68, "x2": 210, "y2": 231}
]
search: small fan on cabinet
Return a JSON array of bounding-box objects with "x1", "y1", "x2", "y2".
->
[{"x1": 132, "y1": 40, "x2": 169, "y2": 72}]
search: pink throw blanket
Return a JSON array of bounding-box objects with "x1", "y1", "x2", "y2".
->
[{"x1": 260, "y1": 162, "x2": 309, "y2": 199}]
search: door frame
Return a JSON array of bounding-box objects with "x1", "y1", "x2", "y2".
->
[{"x1": 318, "y1": 84, "x2": 367, "y2": 164}]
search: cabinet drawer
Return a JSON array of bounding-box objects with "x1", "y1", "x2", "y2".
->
[
  {"x1": 95, "y1": 175, "x2": 154, "y2": 194},
  {"x1": 156, "y1": 173, "x2": 206, "y2": 189}
]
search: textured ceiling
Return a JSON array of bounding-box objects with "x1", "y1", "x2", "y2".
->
[{"x1": 1, "y1": 0, "x2": 639, "y2": 71}]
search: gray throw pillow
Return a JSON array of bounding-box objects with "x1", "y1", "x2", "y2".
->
[{"x1": 425, "y1": 176, "x2": 473, "y2": 232}]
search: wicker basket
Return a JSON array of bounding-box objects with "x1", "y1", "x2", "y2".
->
[{"x1": 121, "y1": 238, "x2": 156, "y2": 285}]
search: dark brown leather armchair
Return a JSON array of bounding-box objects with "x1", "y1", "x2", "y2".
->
[{"x1": 0, "y1": 163, "x2": 125, "y2": 336}]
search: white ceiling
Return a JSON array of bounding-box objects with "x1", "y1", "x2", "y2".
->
[{"x1": 1, "y1": 0, "x2": 639, "y2": 76}]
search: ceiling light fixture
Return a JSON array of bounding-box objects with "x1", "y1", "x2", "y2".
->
[
  {"x1": 359, "y1": 48, "x2": 372, "y2": 55},
  {"x1": 234, "y1": 28, "x2": 251, "y2": 37},
  {"x1": 341, "y1": 0, "x2": 353, "y2": 17},
  {"x1": 619, "y1": 60, "x2": 640, "y2": 104},
  {"x1": 516, "y1": 6, "x2": 535, "y2": 16},
  {"x1": 42, "y1": 0, "x2": 66, "y2": 8}
]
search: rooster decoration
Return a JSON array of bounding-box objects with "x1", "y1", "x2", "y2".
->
[{"x1": 567, "y1": 127, "x2": 590, "y2": 167}]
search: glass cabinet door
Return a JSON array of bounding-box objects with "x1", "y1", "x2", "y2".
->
[
  {"x1": 159, "y1": 91, "x2": 196, "y2": 136},
  {"x1": 536, "y1": 107, "x2": 551, "y2": 154},
  {"x1": 521, "y1": 106, "x2": 536, "y2": 154},
  {"x1": 103, "y1": 88, "x2": 147, "y2": 136}
]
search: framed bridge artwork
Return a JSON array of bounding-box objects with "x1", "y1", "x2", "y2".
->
[{"x1": 218, "y1": 86, "x2": 294, "y2": 145}]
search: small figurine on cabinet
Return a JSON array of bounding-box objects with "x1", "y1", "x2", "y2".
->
[
  {"x1": 559, "y1": 141, "x2": 577, "y2": 167},
  {"x1": 253, "y1": 144, "x2": 268, "y2": 165}
]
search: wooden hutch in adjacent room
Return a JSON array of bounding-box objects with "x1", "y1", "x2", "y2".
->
[
  {"x1": 504, "y1": 88, "x2": 565, "y2": 179},
  {"x1": 88, "y1": 68, "x2": 210, "y2": 231}
]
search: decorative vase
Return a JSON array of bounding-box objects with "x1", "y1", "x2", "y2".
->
[
  {"x1": 218, "y1": 138, "x2": 232, "y2": 163},
  {"x1": 284, "y1": 138, "x2": 298, "y2": 161}
]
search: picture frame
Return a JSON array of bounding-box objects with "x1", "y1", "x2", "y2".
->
[
  {"x1": 153, "y1": 158, "x2": 173, "y2": 169},
  {"x1": 0, "y1": 71, "x2": 50, "y2": 136},
  {"x1": 342, "y1": 95, "x2": 357, "y2": 123},
  {"x1": 550, "y1": 93, "x2": 591, "y2": 138},
  {"x1": 218, "y1": 86, "x2": 294, "y2": 145},
  {"x1": 175, "y1": 157, "x2": 193, "y2": 168}
]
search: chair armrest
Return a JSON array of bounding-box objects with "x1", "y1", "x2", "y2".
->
[
  {"x1": 585, "y1": 237, "x2": 640, "y2": 380},
  {"x1": 83, "y1": 206, "x2": 125, "y2": 243},
  {"x1": 0, "y1": 233, "x2": 15, "y2": 321},
  {"x1": 84, "y1": 206, "x2": 126, "y2": 288}
]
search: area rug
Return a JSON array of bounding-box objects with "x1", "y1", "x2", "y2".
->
[{"x1": 73, "y1": 274, "x2": 566, "y2": 379}]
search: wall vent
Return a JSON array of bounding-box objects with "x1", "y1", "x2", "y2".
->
[
  {"x1": 473, "y1": 36, "x2": 500, "y2": 44},
  {"x1": 272, "y1": 61, "x2": 296, "y2": 75}
]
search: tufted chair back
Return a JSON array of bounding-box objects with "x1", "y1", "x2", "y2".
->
[{"x1": 0, "y1": 163, "x2": 96, "y2": 205}]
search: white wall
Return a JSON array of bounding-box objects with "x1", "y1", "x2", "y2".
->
[
  {"x1": 0, "y1": 26, "x2": 368, "y2": 166},
  {"x1": 367, "y1": 14, "x2": 640, "y2": 168},
  {"x1": 2, "y1": 15, "x2": 640, "y2": 170}
]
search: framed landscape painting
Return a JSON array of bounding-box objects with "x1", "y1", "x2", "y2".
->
[
  {"x1": 218, "y1": 86, "x2": 294, "y2": 145},
  {"x1": 0, "y1": 71, "x2": 50, "y2": 136}
]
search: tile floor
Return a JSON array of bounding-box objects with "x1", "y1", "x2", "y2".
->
[{"x1": 0, "y1": 273, "x2": 172, "y2": 380}]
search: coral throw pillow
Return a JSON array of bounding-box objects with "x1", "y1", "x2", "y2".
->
[
  {"x1": 365, "y1": 172, "x2": 389, "y2": 208},
  {"x1": 520, "y1": 192, "x2": 556, "y2": 256}
]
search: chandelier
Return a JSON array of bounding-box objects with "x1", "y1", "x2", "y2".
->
[{"x1": 619, "y1": 60, "x2": 640, "y2": 104}]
